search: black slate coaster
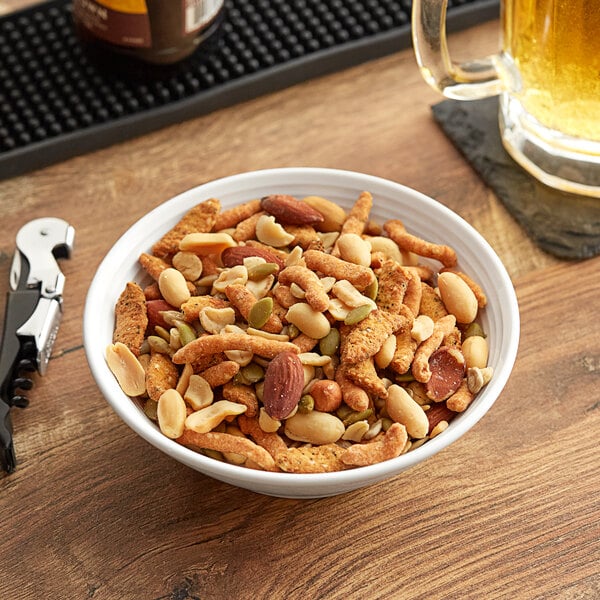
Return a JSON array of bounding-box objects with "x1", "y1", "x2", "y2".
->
[{"x1": 432, "y1": 97, "x2": 600, "y2": 260}]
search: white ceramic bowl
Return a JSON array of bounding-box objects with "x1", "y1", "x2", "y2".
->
[{"x1": 83, "y1": 168, "x2": 519, "y2": 498}]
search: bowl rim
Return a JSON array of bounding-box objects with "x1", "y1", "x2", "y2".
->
[{"x1": 83, "y1": 167, "x2": 520, "y2": 493}]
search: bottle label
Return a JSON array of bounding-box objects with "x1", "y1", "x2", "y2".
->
[
  {"x1": 183, "y1": 0, "x2": 223, "y2": 34},
  {"x1": 73, "y1": 0, "x2": 152, "y2": 48}
]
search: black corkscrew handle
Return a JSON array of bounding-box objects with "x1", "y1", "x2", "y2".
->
[{"x1": 0, "y1": 288, "x2": 40, "y2": 474}]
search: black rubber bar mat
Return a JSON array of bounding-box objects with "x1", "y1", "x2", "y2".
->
[
  {"x1": 433, "y1": 97, "x2": 600, "y2": 260},
  {"x1": 0, "y1": 0, "x2": 499, "y2": 180}
]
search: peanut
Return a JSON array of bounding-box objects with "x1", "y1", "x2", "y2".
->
[
  {"x1": 302, "y1": 195, "x2": 347, "y2": 231},
  {"x1": 185, "y1": 400, "x2": 248, "y2": 434},
  {"x1": 284, "y1": 411, "x2": 345, "y2": 445},
  {"x1": 258, "y1": 407, "x2": 281, "y2": 433},
  {"x1": 342, "y1": 420, "x2": 370, "y2": 442},
  {"x1": 331, "y1": 279, "x2": 376, "y2": 309},
  {"x1": 437, "y1": 271, "x2": 478, "y2": 324},
  {"x1": 179, "y1": 232, "x2": 236, "y2": 254},
  {"x1": 157, "y1": 389, "x2": 187, "y2": 439},
  {"x1": 337, "y1": 233, "x2": 372, "y2": 267},
  {"x1": 411, "y1": 314, "x2": 434, "y2": 344},
  {"x1": 386, "y1": 384, "x2": 429, "y2": 439},
  {"x1": 105, "y1": 342, "x2": 146, "y2": 397},
  {"x1": 374, "y1": 334, "x2": 397, "y2": 369},
  {"x1": 158, "y1": 268, "x2": 191, "y2": 308},
  {"x1": 286, "y1": 302, "x2": 331, "y2": 339},
  {"x1": 199, "y1": 306, "x2": 236, "y2": 334},
  {"x1": 255, "y1": 215, "x2": 295, "y2": 247},
  {"x1": 213, "y1": 265, "x2": 248, "y2": 293},
  {"x1": 172, "y1": 251, "x2": 203, "y2": 281},
  {"x1": 462, "y1": 335, "x2": 489, "y2": 369},
  {"x1": 184, "y1": 374, "x2": 214, "y2": 410},
  {"x1": 367, "y1": 236, "x2": 402, "y2": 263}
]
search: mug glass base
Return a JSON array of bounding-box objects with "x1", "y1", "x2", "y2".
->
[{"x1": 499, "y1": 93, "x2": 600, "y2": 198}]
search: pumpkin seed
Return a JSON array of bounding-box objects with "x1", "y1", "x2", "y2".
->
[
  {"x1": 319, "y1": 328, "x2": 340, "y2": 356},
  {"x1": 143, "y1": 399, "x2": 158, "y2": 421},
  {"x1": 248, "y1": 297, "x2": 274, "y2": 329},
  {"x1": 241, "y1": 362, "x2": 265, "y2": 383},
  {"x1": 463, "y1": 322, "x2": 486, "y2": 339},
  {"x1": 247, "y1": 262, "x2": 279, "y2": 281},
  {"x1": 344, "y1": 304, "x2": 373, "y2": 325},
  {"x1": 342, "y1": 408, "x2": 373, "y2": 427},
  {"x1": 175, "y1": 320, "x2": 197, "y2": 346},
  {"x1": 297, "y1": 394, "x2": 314, "y2": 414},
  {"x1": 381, "y1": 417, "x2": 394, "y2": 432},
  {"x1": 202, "y1": 449, "x2": 225, "y2": 462},
  {"x1": 364, "y1": 277, "x2": 378, "y2": 301},
  {"x1": 286, "y1": 323, "x2": 300, "y2": 339},
  {"x1": 154, "y1": 325, "x2": 171, "y2": 342},
  {"x1": 395, "y1": 372, "x2": 415, "y2": 382},
  {"x1": 147, "y1": 335, "x2": 172, "y2": 355}
]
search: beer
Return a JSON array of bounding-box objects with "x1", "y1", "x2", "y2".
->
[{"x1": 502, "y1": 0, "x2": 600, "y2": 141}]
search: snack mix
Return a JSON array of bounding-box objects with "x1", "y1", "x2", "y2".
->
[{"x1": 106, "y1": 192, "x2": 493, "y2": 473}]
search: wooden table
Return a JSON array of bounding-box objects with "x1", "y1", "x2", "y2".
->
[{"x1": 1, "y1": 2, "x2": 599, "y2": 599}]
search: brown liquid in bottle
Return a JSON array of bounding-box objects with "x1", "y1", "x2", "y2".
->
[{"x1": 73, "y1": 0, "x2": 225, "y2": 68}]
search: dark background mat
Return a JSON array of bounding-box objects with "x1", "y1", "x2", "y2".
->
[
  {"x1": 0, "y1": 0, "x2": 499, "y2": 180},
  {"x1": 432, "y1": 97, "x2": 600, "y2": 260}
]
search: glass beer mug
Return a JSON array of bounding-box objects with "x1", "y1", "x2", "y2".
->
[{"x1": 412, "y1": 0, "x2": 600, "y2": 197}]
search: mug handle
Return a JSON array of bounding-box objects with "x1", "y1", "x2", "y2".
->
[{"x1": 411, "y1": 0, "x2": 503, "y2": 100}]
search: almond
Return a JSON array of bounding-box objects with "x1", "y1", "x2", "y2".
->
[
  {"x1": 260, "y1": 194, "x2": 325, "y2": 226},
  {"x1": 425, "y1": 402, "x2": 456, "y2": 434},
  {"x1": 221, "y1": 245, "x2": 285, "y2": 271},
  {"x1": 146, "y1": 299, "x2": 173, "y2": 330},
  {"x1": 262, "y1": 351, "x2": 304, "y2": 419},
  {"x1": 425, "y1": 346, "x2": 466, "y2": 401}
]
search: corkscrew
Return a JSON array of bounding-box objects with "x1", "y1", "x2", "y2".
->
[{"x1": 0, "y1": 218, "x2": 75, "y2": 474}]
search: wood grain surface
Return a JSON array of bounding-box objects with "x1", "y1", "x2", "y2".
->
[{"x1": 0, "y1": 4, "x2": 598, "y2": 599}]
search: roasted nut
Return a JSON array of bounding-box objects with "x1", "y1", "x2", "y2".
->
[
  {"x1": 213, "y1": 265, "x2": 248, "y2": 293},
  {"x1": 199, "y1": 306, "x2": 236, "y2": 334},
  {"x1": 367, "y1": 236, "x2": 403, "y2": 263},
  {"x1": 466, "y1": 366, "x2": 493, "y2": 393},
  {"x1": 284, "y1": 411, "x2": 345, "y2": 445},
  {"x1": 286, "y1": 302, "x2": 331, "y2": 339},
  {"x1": 185, "y1": 400, "x2": 248, "y2": 433},
  {"x1": 157, "y1": 388, "x2": 187, "y2": 439},
  {"x1": 221, "y1": 245, "x2": 285, "y2": 270},
  {"x1": 302, "y1": 195, "x2": 347, "y2": 231},
  {"x1": 462, "y1": 335, "x2": 489, "y2": 369},
  {"x1": 261, "y1": 194, "x2": 325, "y2": 226},
  {"x1": 179, "y1": 232, "x2": 236, "y2": 255},
  {"x1": 262, "y1": 351, "x2": 305, "y2": 419},
  {"x1": 158, "y1": 268, "x2": 191, "y2": 308},
  {"x1": 411, "y1": 314, "x2": 434, "y2": 344},
  {"x1": 342, "y1": 420, "x2": 370, "y2": 442},
  {"x1": 183, "y1": 374, "x2": 214, "y2": 410},
  {"x1": 437, "y1": 271, "x2": 479, "y2": 324},
  {"x1": 425, "y1": 346, "x2": 466, "y2": 401},
  {"x1": 255, "y1": 215, "x2": 295, "y2": 247},
  {"x1": 331, "y1": 279, "x2": 376, "y2": 309},
  {"x1": 386, "y1": 384, "x2": 429, "y2": 439},
  {"x1": 311, "y1": 380, "x2": 343, "y2": 412},
  {"x1": 337, "y1": 233, "x2": 372, "y2": 266},
  {"x1": 375, "y1": 334, "x2": 397, "y2": 369},
  {"x1": 172, "y1": 251, "x2": 203, "y2": 281},
  {"x1": 258, "y1": 407, "x2": 282, "y2": 433},
  {"x1": 105, "y1": 342, "x2": 146, "y2": 396}
]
